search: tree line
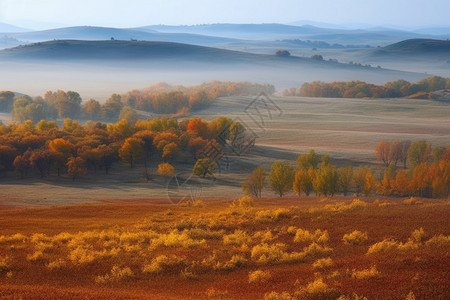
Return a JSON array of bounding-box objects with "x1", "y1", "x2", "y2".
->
[
  {"x1": 282, "y1": 76, "x2": 450, "y2": 99},
  {"x1": 0, "y1": 81, "x2": 275, "y2": 123},
  {"x1": 0, "y1": 116, "x2": 250, "y2": 181},
  {"x1": 243, "y1": 143, "x2": 449, "y2": 199}
]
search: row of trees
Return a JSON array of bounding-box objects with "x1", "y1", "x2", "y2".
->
[
  {"x1": 282, "y1": 76, "x2": 450, "y2": 99},
  {"x1": 1, "y1": 81, "x2": 275, "y2": 123},
  {"x1": 0, "y1": 116, "x2": 251, "y2": 181},
  {"x1": 243, "y1": 145, "x2": 450, "y2": 199}
]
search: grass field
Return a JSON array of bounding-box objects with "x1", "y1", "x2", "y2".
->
[{"x1": 0, "y1": 196, "x2": 449, "y2": 299}]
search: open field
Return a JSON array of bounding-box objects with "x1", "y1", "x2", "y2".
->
[{"x1": 0, "y1": 197, "x2": 449, "y2": 299}]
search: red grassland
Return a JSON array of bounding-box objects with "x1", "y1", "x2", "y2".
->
[{"x1": 0, "y1": 196, "x2": 449, "y2": 299}]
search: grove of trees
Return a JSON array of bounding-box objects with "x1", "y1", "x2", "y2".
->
[
  {"x1": 243, "y1": 143, "x2": 449, "y2": 199},
  {"x1": 1, "y1": 81, "x2": 275, "y2": 124},
  {"x1": 0, "y1": 115, "x2": 252, "y2": 182},
  {"x1": 282, "y1": 76, "x2": 450, "y2": 99}
]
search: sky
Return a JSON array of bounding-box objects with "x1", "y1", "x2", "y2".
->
[{"x1": 0, "y1": 0, "x2": 449, "y2": 30}]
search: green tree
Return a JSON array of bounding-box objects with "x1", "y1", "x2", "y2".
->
[
  {"x1": 193, "y1": 158, "x2": 216, "y2": 178},
  {"x1": 101, "y1": 94, "x2": 123, "y2": 121},
  {"x1": 269, "y1": 161, "x2": 294, "y2": 197},
  {"x1": 242, "y1": 166, "x2": 266, "y2": 198},
  {"x1": 297, "y1": 150, "x2": 319, "y2": 170},
  {"x1": 407, "y1": 140, "x2": 431, "y2": 169},
  {"x1": 313, "y1": 164, "x2": 338, "y2": 196},
  {"x1": 337, "y1": 165, "x2": 353, "y2": 196}
]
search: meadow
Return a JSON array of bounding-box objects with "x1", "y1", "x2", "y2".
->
[{"x1": 0, "y1": 196, "x2": 448, "y2": 299}]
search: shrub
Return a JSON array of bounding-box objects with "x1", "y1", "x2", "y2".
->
[
  {"x1": 249, "y1": 269, "x2": 272, "y2": 283},
  {"x1": 337, "y1": 294, "x2": 368, "y2": 300},
  {"x1": 223, "y1": 230, "x2": 252, "y2": 246},
  {"x1": 215, "y1": 254, "x2": 247, "y2": 271},
  {"x1": 255, "y1": 208, "x2": 291, "y2": 222},
  {"x1": 47, "y1": 259, "x2": 67, "y2": 270},
  {"x1": 264, "y1": 291, "x2": 292, "y2": 300},
  {"x1": 294, "y1": 228, "x2": 329, "y2": 244},
  {"x1": 27, "y1": 250, "x2": 45, "y2": 262},
  {"x1": 302, "y1": 242, "x2": 333, "y2": 258},
  {"x1": 231, "y1": 196, "x2": 254, "y2": 209},
  {"x1": 95, "y1": 265, "x2": 134, "y2": 284},
  {"x1": 295, "y1": 278, "x2": 337, "y2": 298},
  {"x1": 0, "y1": 256, "x2": 10, "y2": 272},
  {"x1": 342, "y1": 230, "x2": 368, "y2": 245},
  {"x1": 425, "y1": 234, "x2": 450, "y2": 247},
  {"x1": 142, "y1": 255, "x2": 185, "y2": 274},
  {"x1": 0, "y1": 233, "x2": 27, "y2": 244},
  {"x1": 410, "y1": 227, "x2": 426, "y2": 243},
  {"x1": 351, "y1": 265, "x2": 381, "y2": 279},
  {"x1": 206, "y1": 287, "x2": 230, "y2": 299},
  {"x1": 366, "y1": 239, "x2": 399, "y2": 254},
  {"x1": 251, "y1": 243, "x2": 287, "y2": 264},
  {"x1": 313, "y1": 257, "x2": 334, "y2": 270}
]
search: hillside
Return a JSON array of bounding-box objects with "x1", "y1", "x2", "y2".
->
[
  {"x1": 373, "y1": 39, "x2": 450, "y2": 55},
  {"x1": 2, "y1": 26, "x2": 241, "y2": 47}
]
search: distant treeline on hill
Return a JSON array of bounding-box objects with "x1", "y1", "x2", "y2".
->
[
  {"x1": 282, "y1": 76, "x2": 450, "y2": 99},
  {"x1": 0, "y1": 81, "x2": 275, "y2": 123}
]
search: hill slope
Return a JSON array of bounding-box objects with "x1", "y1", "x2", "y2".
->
[{"x1": 371, "y1": 39, "x2": 450, "y2": 56}]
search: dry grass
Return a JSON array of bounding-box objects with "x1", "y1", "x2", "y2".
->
[{"x1": 0, "y1": 197, "x2": 448, "y2": 299}]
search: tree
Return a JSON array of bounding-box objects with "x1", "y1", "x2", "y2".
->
[
  {"x1": 432, "y1": 146, "x2": 447, "y2": 164},
  {"x1": 375, "y1": 141, "x2": 391, "y2": 167},
  {"x1": 293, "y1": 167, "x2": 315, "y2": 196},
  {"x1": 162, "y1": 142, "x2": 178, "y2": 161},
  {"x1": 393, "y1": 170, "x2": 411, "y2": 196},
  {"x1": 48, "y1": 138, "x2": 74, "y2": 176},
  {"x1": 242, "y1": 166, "x2": 266, "y2": 198},
  {"x1": 158, "y1": 162, "x2": 175, "y2": 177},
  {"x1": 13, "y1": 149, "x2": 32, "y2": 179},
  {"x1": 353, "y1": 165, "x2": 370, "y2": 195},
  {"x1": 378, "y1": 164, "x2": 396, "y2": 196},
  {"x1": 29, "y1": 148, "x2": 54, "y2": 177},
  {"x1": 337, "y1": 165, "x2": 353, "y2": 196},
  {"x1": 82, "y1": 99, "x2": 101, "y2": 120},
  {"x1": 297, "y1": 150, "x2": 319, "y2": 170},
  {"x1": 0, "y1": 91, "x2": 15, "y2": 112},
  {"x1": 119, "y1": 106, "x2": 138, "y2": 125},
  {"x1": 193, "y1": 158, "x2": 216, "y2": 178},
  {"x1": 118, "y1": 137, "x2": 144, "y2": 168},
  {"x1": 313, "y1": 164, "x2": 338, "y2": 196},
  {"x1": 362, "y1": 170, "x2": 377, "y2": 196},
  {"x1": 276, "y1": 50, "x2": 291, "y2": 57},
  {"x1": 410, "y1": 162, "x2": 432, "y2": 197},
  {"x1": 66, "y1": 156, "x2": 87, "y2": 181},
  {"x1": 269, "y1": 162, "x2": 294, "y2": 197},
  {"x1": 408, "y1": 140, "x2": 431, "y2": 169},
  {"x1": 101, "y1": 94, "x2": 123, "y2": 121}
]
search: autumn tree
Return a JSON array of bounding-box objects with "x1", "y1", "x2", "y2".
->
[
  {"x1": 297, "y1": 150, "x2": 319, "y2": 170},
  {"x1": 82, "y1": 99, "x2": 101, "y2": 120},
  {"x1": 353, "y1": 165, "x2": 371, "y2": 195},
  {"x1": 13, "y1": 149, "x2": 32, "y2": 178},
  {"x1": 101, "y1": 94, "x2": 123, "y2": 121},
  {"x1": 293, "y1": 167, "x2": 315, "y2": 196},
  {"x1": 48, "y1": 138, "x2": 75, "y2": 176},
  {"x1": 118, "y1": 137, "x2": 144, "y2": 168},
  {"x1": 242, "y1": 166, "x2": 266, "y2": 198},
  {"x1": 193, "y1": 158, "x2": 216, "y2": 178},
  {"x1": 29, "y1": 149, "x2": 54, "y2": 177},
  {"x1": 378, "y1": 164, "x2": 396, "y2": 196},
  {"x1": 66, "y1": 156, "x2": 87, "y2": 181},
  {"x1": 158, "y1": 162, "x2": 175, "y2": 177},
  {"x1": 162, "y1": 142, "x2": 178, "y2": 161},
  {"x1": 269, "y1": 161, "x2": 294, "y2": 197},
  {"x1": 119, "y1": 106, "x2": 138, "y2": 125},
  {"x1": 375, "y1": 141, "x2": 391, "y2": 166}
]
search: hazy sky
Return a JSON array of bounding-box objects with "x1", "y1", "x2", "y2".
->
[{"x1": 0, "y1": 0, "x2": 449, "y2": 30}]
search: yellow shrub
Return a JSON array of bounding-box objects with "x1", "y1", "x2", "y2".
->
[
  {"x1": 95, "y1": 265, "x2": 134, "y2": 283},
  {"x1": 0, "y1": 256, "x2": 10, "y2": 272},
  {"x1": 319, "y1": 199, "x2": 368, "y2": 213},
  {"x1": 187, "y1": 228, "x2": 224, "y2": 240},
  {"x1": 223, "y1": 230, "x2": 252, "y2": 246},
  {"x1": 0, "y1": 233, "x2": 27, "y2": 244},
  {"x1": 294, "y1": 228, "x2": 329, "y2": 244},
  {"x1": 255, "y1": 208, "x2": 291, "y2": 222},
  {"x1": 366, "y1": 239, "x2": 399, "y2": 254},
  {"x1": 410, "y1": 227, "x2": 426, "y2": 243},
  {"x1": 231, "y1": 196, "x2": 254, "y2": 208},
  {"x1": 215, "y1": 255, "x2": 247, "y2": 271},
  {"x1": 313, "y1": 257, "x2": 334, "y2": 270},
  {"x1": 251, "y1": 243, "x2": 287, "y2": 264},
  {"x1": 337, "y1": 294, "x2": 368, "y2": 300},
  {"x1": 27, "y1": 250, "x2": 45, "y2": 262},
  {"x1": 342, "y1": 230, "x2": 368, "y2": 245},
  {"x1": 142, "y1": 255, "x2": 185, "y2": 274},
  {"x1": 302, "y1": 242, "x2": 333, "y2": 258},
  {"x1": 47, "y1": 259, "x2": 67, "y2": 270},
  {"x1": 425, "y1": 234, "x2": 450, "y2": 247},
  {"x1": 264, "y1": 291, "x2": 292, "y2": 300},
  {"x1": 295, "y1": 278, "x2": 337, "y2": 298},
  {"x1": 351, "y1": 265, "x2": 381, "y2": 279},
  {"x1": 249, "y1": 270, "x2": 272, "y2": 283},
  {"x1": 206, "y1": 287, "x2": 230, "y2": 299}
]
